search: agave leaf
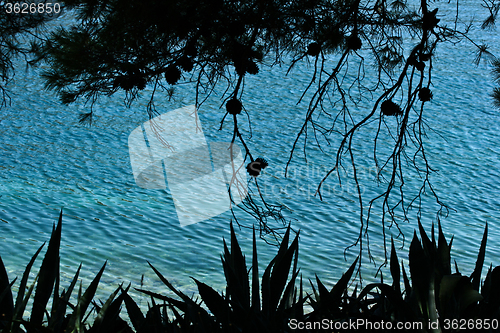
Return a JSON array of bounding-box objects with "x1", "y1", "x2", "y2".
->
[
  {"x1": 11, "y1": 276, "x2": 37, "y2": 333},
  {"x1": 292, "y1": 230, "x2": 300, "y2": 276},
  {"x1": 220, "y1": 254, "x2": 240, "y2": 306},
  {"x1": 0, "y1": 278, "x2": 16, "y2": 306},
  {"x1": 68, "y1": 261, "x2": 107, "y2": 329},
  {"x1": 295, "y1": 274, "x2": 304, "y2": 319},
  {"x1": 224, "y1": 222, "x2": 250, "y2": 310},
  {"x1": 314, "y1": 274, "x2": 329, "y2": 304},
  {"x1": 256, "y1": 225, "x2": 292, "y2": 316},
  {"x1": 488, "y1": 266, "x2": 500, "y2": 309},
  {"x1": 229, "y1": 222, "x2": 248, "y2": 288},
  {"x1": 92, "y1": 285, "x2": 126, "y2": 332},
  {"x1": 431, "y1": 222, "x2": 435, "y2": 245},
  {"x1": 481, "y1": 264, "x2": 493, "y2": 300},
  {"x1": 192, "y1": 278, "x2": 230, "y2": 321},
  {"x1": 135, "y1": 288, "x2": 191, "y2": 311},
  {"x1": 276, "y1": 224, "x2": 291, "y2": 261},
  {"x1": 409, "y1": 231, "x2": 430, "y2": 314},
  {"x1": 31, "y1": 209, "x2": 62, "y2": 327},
  {"x1": 229, "y1": 223, "x2": 248, "y2": 271},
  {"x1": 161, "y1": 299, "x2": 168, "y2": 326},
  {"x1": 171, "y1": 303, "x2": 189, "y2": 331},
  {"x1": 437, "y1": 275, "x2": 460, "y2": 307},
  {"x1": 9, "y1": 244, "x2": 45, "y2": 333},
  {"x1": 145, "y1": 297, "x2": 163, "y2": 332},
  {"x1": 147, "y1": 261, "x2": 192, "y2": 304},
  {"x1": 175, "y1": 293, "x2": 214, "y2": 331},
  {"x1": 402, "y1": 263, "x2": 411, "y2": 298},
  {"x1": 122, "y1": 287, "x2": 145, "y2": 332},
  {"x1": 330, "y1": 257, "x2": 359, "y2": 303},
  {"x1": 219, "y1": 261, "x2": 249, "y2": 328},
  {"x1": 471, "y1": 223, "x2": 488, "y2": 291},
  {"x1": 49, "y1": 263, "x2": 81, "y2": 331},
  {"x1": 251, "y1": 226, "x2": 260, "y2": 312},
  {"x1": 222, "y1": 238, "x2": 230, "y2": 268},
  {"x1": 13, "y1": 243, "x2": 44, "y2": 318},
  {"x1": 220, "y1": 242, "x2": 232, "y2": 297},
  {"x1": 0, "y1": 255, "x2": 14, "y2": 325},
  {"x1": 460, "y1": 277, "x2": 483, "y2": 313},
  {"x1": 437, "y1": 221, "x2": 452, "y2": 276},
  {"x1": 306, "y1": 258, "x2": 358, "y2": 319},
  {"x1": 357, "y1": 283, "x2": 414, "y2": 320},
  {"x1": 308, "y1": 279, "x2": 319, "y2": 302},
  {"x1": 269, "y1": 233, "x2": 299, "y2": 310},
  {"x1": 390, "y1": 238, "x2": 401, "y2": 296},
  {"x1": 440, "y1": 274, "x2": 483, "y2": 316},
  {"x1": 277, "y1": 269, "x2": 300, "y2": 312},
  {"x1": 409, "y1": 231, "x2": 426, "y2": 274},
  {"x1": 50, "y1": 256, "x2": 61, "y2": 321},
  {"x1": 167, "y1": 298, "x2": 183, "y2": 323},
  {"x1": 418, "y1": 220, "x2": 434, "y2": 258},
  {"x1": 61, "y1": 263, "x2": 81, "y2": 304},
  {"x1": 0, "y1": 281, "x2": 17, "y2": 333},
  {"x1": 261, "y1": 256, "x2": 275, "y2": 317},
  {"x1": 74, "y1": 282, "x2": 84, "y2": 333}
]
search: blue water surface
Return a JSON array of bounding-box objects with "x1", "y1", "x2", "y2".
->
[{"x1": 1, "y1": 3, "x2": 500, "y2": 304}]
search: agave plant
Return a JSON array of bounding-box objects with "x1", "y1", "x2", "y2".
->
[
  {"x1": 3, "y1": 210, "x2": 499, "y2": 333},
  {"x1": 0, "y1": 210, "x2": 66, "y2": 333},
  {"x1": 131, "y1": 222, "x2": 307, "y2": 332},
  {"x1": 308, "y1": 220, "x2": 500, "y2": 333},
  {"x1": 0, "y1": 210, "x2": 131, "y2": 333},
  {"x1": 303, "y1": 257, "x2": 359, "y2": 322}
]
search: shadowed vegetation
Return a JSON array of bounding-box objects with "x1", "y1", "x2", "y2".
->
[
  {"x1": 28, "y1": 0, "x2": 500, "y2": 273},
  {"x1": 0, "y1": 211, "x2": 498, "y2": 332}
]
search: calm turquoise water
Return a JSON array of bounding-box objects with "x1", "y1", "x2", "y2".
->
[{"x1": 2, "y1": 5, "x2": 500, "y2": 304}]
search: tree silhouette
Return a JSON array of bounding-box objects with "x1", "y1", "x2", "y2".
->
[
  {"x1": 484, "y1": 1, "x2": 500, "y2": 106},
  {"x1": 0, "y1": 1, "x2": 62, "y2": 107},
  {"x1": 33, "y1": 0, "x2": 497, "y2": 276}
]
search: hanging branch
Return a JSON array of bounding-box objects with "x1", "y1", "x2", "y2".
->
[{"x1": 34, "y1": 0, "x2": 494, "y2": 262}]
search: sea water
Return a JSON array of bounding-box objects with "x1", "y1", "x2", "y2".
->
[{"x1": 1, "y1": 3, "x2": 500, "y2": 309}]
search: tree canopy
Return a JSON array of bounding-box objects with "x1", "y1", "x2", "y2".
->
[
  {"x1": 8, "y1": 0, "x2": 498, "y2": 273},
  {"x1": 0, "y1": 1, "x2": 62, "y2": 106}
]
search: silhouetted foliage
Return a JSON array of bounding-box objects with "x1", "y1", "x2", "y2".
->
[
  {"x1": 1, "y1": 212, "x2": 499, "y2": 332},
  {"x1": 29, "y1": 0, "x2": 499, "y2": 272},
  {"x1": 0, "y1": 1, "x2": 62, "y2": 107}
]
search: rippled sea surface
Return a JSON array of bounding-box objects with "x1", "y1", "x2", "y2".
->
[{"x1": 2, "y1": 5, "x2": 500, "y2": 303}]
